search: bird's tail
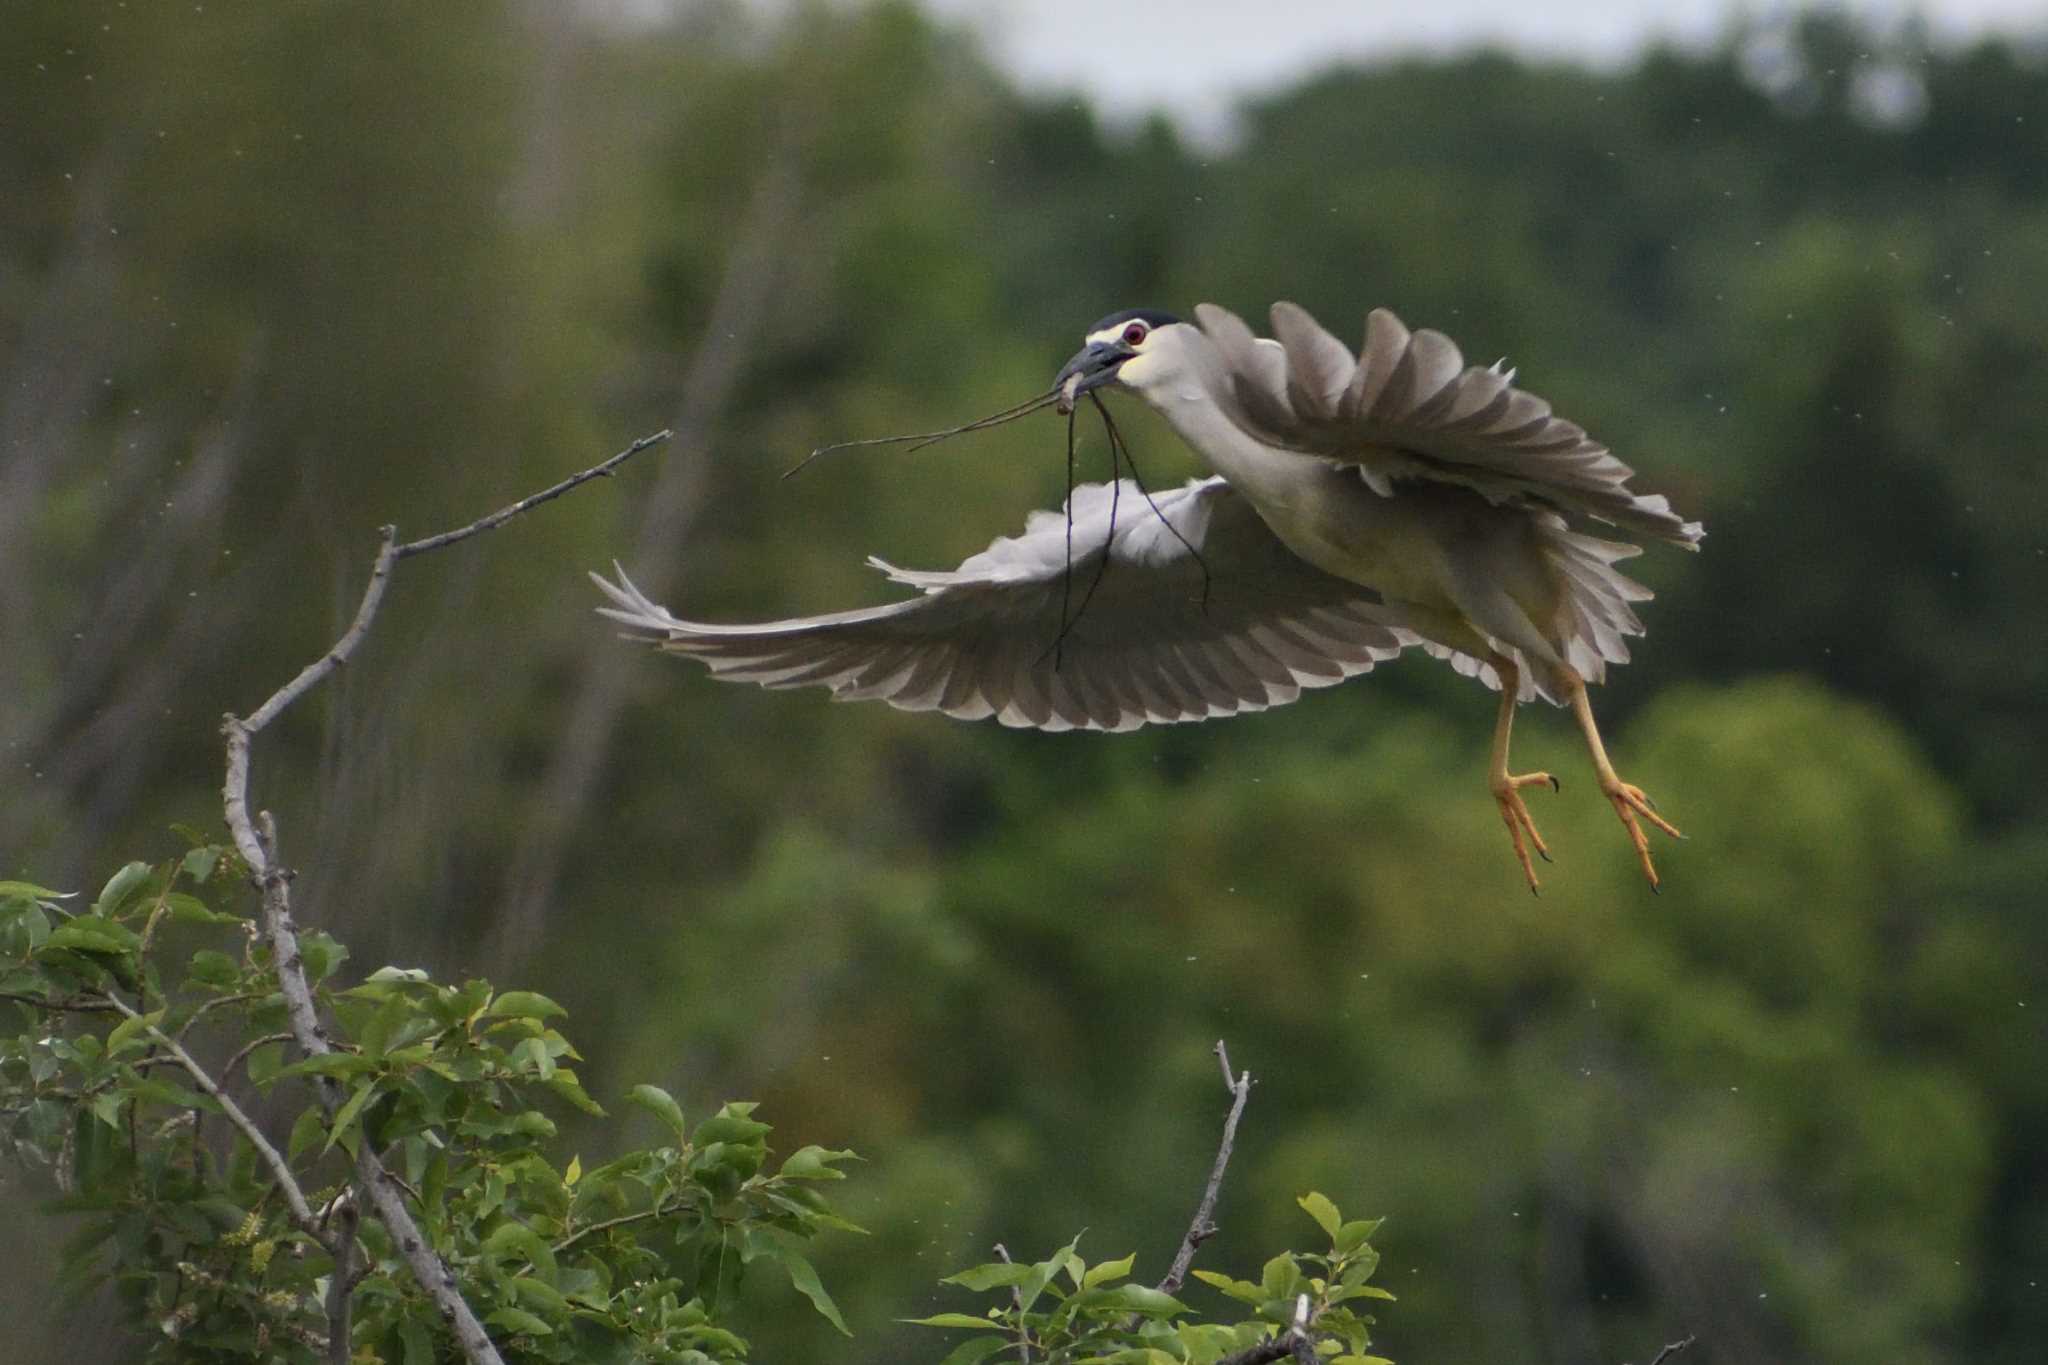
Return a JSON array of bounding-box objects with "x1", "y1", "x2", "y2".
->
[
  {"x1": 589, "y1": 563, "x2": 682, "y2": 638},
  {"x1": 1544, "y1": 529, "x2": 1653, "y2": 686}
]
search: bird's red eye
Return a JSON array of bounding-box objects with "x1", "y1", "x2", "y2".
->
[{"x1": 1122, "y1": 322, "x2": 1148, "y2": 346}]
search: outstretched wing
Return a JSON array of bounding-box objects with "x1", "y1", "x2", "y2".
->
[
  {"x1": 593, "y1": 477, "x2": 1411, "y2": 733},
  {"x1": 1193, "y1": 301, "x2": 1703, "y2": 547}
]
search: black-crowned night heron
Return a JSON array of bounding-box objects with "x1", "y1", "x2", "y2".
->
[{"x1": 595, "y1": 302, "x2": 1702, "y2": 891}]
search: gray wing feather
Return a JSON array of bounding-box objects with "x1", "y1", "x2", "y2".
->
[
  {"x1": 592, "y1": 478, "x2": 1410, "y2": 733},
  {"x1": 1194, "y1": 301, "x2": 1703, "y2": 547}
]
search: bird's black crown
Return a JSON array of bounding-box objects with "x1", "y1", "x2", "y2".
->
[{"x1": 1088, "y1": 307, "x2": 1181, "y2": 334}]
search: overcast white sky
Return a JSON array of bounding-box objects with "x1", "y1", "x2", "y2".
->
[{"x1": 915, "y1": 0, "x2": 2045, "y2": 138}]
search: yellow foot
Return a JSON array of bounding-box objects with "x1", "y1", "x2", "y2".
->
[
  {"x1": 1492, "y1": 771, "x2": 1558, "y2": 894},
  {"x1": 1602, "y1": 780, "x2": 1682, "y2": 891}
]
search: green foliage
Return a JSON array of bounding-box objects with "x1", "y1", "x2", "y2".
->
[
  {"x1": 913, "y1": 1195, "x2": 1391, "y2": 1365},
  {"x1": 1, "y1": 844, "x2": 859, "y2": 1362}
]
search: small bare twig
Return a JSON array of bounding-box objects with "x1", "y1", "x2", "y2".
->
[
  {"x1": 231, "y1": 529, "x2": 399, "y2": 751},
  {"x1": 0, "y1": 991, "x2": 121, "y2": 1015},
  {"x1": 993, "y1": 1243, "x2": 1032, "y2": 1365},
  {"x1": 1157, "y1": 1040, "x2": 1254, "y2": 1297},
  {"x1": 213, "y1": 432, "x2": 670, "y2": 1365},
  {"x1": 780, "y1": 388, "x2": 1061, "y2": 480},
  {"x1": 392, "y1": 428, "x2": 671, "y2": 560},
  {"x1": 220, "y1": 1030, "x2": 295, "y2": 1082},
  {"x1": 1640, "y1": 1335, "x2": 1698, "y2": 1365},
  {"x1": 175, "y1": 990, "x2": 266, "y2": 1038},
  {"x1": 550, "y1": 1197, "x2": 685, "y2": 1256},
  {"x1": 100, "y1": 992, "x2": 322, "y2": 1241},
  {"x1": 325, "y1": 1191, "x2": 359, "y2": 1365}
]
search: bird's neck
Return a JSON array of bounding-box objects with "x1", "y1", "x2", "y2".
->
[{"x1": 1130, "y1": 381, "x2": 1308, "y2": 510}]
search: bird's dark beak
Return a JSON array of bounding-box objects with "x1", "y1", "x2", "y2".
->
[{"x1": 1054, "y1": 340, "x2": 1133, "y2": 414}]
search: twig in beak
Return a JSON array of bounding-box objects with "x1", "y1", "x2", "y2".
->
[{"x1": 781, "y1": 387, "x2": 1064, "y2": 480}]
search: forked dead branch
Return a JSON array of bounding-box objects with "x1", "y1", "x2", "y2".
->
[{"x1": 215, "y1": 429, "x2": 671, "y2": 1365}]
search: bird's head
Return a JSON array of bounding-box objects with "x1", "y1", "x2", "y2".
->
[{"x1": 1055, "y1": 308, "x2": 1184, "y2": 413}]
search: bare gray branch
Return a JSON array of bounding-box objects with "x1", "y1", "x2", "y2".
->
[
  {"x1": 212, "y1": 431, "x2": 670, "y2": 1365},
  {"x1": 1158, "y1": 1040, "x2": 1254, "y2": 1298},
  {"x1": 101, "y1": 993, "x2": 322, "y2": 1240}
]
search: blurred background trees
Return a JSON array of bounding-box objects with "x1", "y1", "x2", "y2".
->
[{"x1": 3, "y1": 3, "x2": 2043, "y2": 1362}]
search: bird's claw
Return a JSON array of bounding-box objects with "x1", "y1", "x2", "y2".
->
[
  {"x1": 1493, "y1": 771, "x2": 1557, "y2": 894},
  {"x1": 1603, "y1": 779, "x2": 1681, "y2": 890}
]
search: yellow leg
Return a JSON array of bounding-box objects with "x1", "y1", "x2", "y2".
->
[
  {"x1": 1487, "y1": 655, "x2": 1557, "y2": 895},
  {"x1": 1565, "y1": 670, "x2": 1681, "y2": 890}
]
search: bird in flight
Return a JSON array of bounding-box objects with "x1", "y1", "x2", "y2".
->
[{"x1": 595, "y1": 302, "x2": 1702, "y2": 892}]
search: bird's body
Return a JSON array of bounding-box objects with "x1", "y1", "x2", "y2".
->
[
  {"x1": 597, "y1": 301, "x2": 1702, "y2": 890},
  {"x1": 1103, "y1": 305, "x2": 1694, "y2": 705}
]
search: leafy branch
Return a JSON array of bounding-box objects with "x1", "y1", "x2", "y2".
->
[
  {"x1": 0, "y1": 429, "x2": 874, "y2": 1363},
  {"x1": 910, "y1": 1040, "x2": 1394, "y2": 1365}
]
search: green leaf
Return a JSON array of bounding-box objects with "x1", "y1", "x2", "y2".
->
[
  {"x1": 1334, "y1": 1219, "x2": 1383, "y2": 1255},
  {"x1": 298, "y1": 932, "x2": 347, "y2": 983},
  {"x1": 185, "y1": 950, "x2": 241, "y2": 989},
  {"x1": 510, "y1": 1276, "x2": 571, "y2": 1314},
  {"x1": 245, "y1": 1041, "x2": 285, "y2": 1086},
  {"x1": 271, "y1": 1052, "x2": 378, "y2": 1084},
  {"x1": 324, "y1": 1079, "x2": 380, "y2": 1154},
  {"x1": 485, "y1": 1306, "x2": 553, "y2": 1337},
  {"x1": 774, "y1": 1243, "x2": 850, "y2": 1335},
  {"x1": 507, "y1": 1035, "x2": 558, "y2": 1080},
  {"x1": 483, "y1": 1222, "x2": 559, "y2": 1283},
  {"x1": 163, "y1": 893, "x2": 238, "y2": 925},
  {"x1": 0, "y1": 881, "x2": 72, "y2": 901},
  {"x1": 509, "y1": 1110, "x2": 557, "y2": 1140},
  {"x1": 486, "y1": 990, "x2": 567, "y2": 1021},
  {"x1": 941, "y1": 1262, "x2": 1039, "y2": 1292},
  {"x1": 287, "y1": 1106, "x2": 326, "y2": 1163},
  {"x1": 106, "y1": 1008, "x2": 164, "y2": 1057},
  {"x1": 1191, "y1": 1269, "x2": 1263, "y2": 1304},
  {"x1": 397, "y1": 1316, "x2": 434, "y2": 1365},
  {"x1": 1259, "y1": 1253, "x2": 1301, "y2": 1303},
  {"x1": 6, "y1": 901, "x2": 52, "y2": 949},
  {"x1": 1082, "y1": 1253, "x2": 1135, "y2": 1289},
  {"x1": 625, "y1": 1084, "x2": 686, "y2": 1138},
  {"x1": 43, "y1": 917, "x2": 142, "y2": 956},
  {"x1": 128, "y1": 1074, "x2": 221, "y2": 1113},
  {"x1": 1299, "y1": 1191, "x2": 1343, "y2": 1240},
  {"x1": 1338, "y1": 1246, "x2": 1381, "y2": 1287},
  {"x1": 904, "y1": 1313, "x2": 1004, "y2": 1329},
  {"x1": 89, "y1": 1090, "x2": 128, "y2": 1128},
  {"x1": 545, "y1": 1070, "x2": 605, "y2": 1116},
  {"x1": 1090, "y1": 1284, "x2": 1185, "y2": 1317},
  {"x1": 1017, "y1": 1235, "x2": 1083, "y2": 1315},
  {"x1": 92, "y1": 862, "x2": 153, "y2": 916},
  {"x1": 780, "y1": 1144, "x2": 858, "y2": 1180},
  {"x1": 692, "y1": 1111, "x2": 772, "y2": 1147},
  {"x1": 935, "y1": 1336, "x2": 1012, "y2": 1365},
  {"x1": 179, "y1": 847, "x2": 221, "y2": 884}
]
